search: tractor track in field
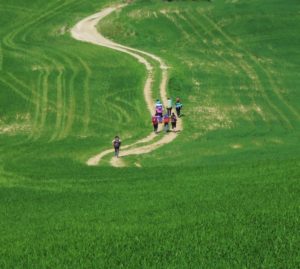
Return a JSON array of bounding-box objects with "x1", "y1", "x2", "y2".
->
[{"x1": 71, "y1": 4, "x2": 182, "y2": 167}]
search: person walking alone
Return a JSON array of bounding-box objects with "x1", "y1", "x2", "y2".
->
[{"x1": 112, "y1": 136, "x2": 122, "y2": 158}]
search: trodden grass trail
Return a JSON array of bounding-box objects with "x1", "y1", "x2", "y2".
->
[
  {"x1": 99, "y1": 0, "x2": 300, "y2": 167},
  {"x1": 71, "y1": 4, "x2": 182, "y2": 167},
  {"x1": 0, "y1": 0, "x2": 299, "y2": 268}
]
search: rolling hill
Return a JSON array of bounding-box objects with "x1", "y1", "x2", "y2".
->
[{"x1": 0, "y1": 0, "x2": 299, "y2": 267}]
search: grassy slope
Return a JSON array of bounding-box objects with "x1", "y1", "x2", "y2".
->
[
  {"x1": 0, "y1": 0, "x2": 299, "y2": 268},
  {"x1": 0, "y1": 0, "x2": 149, "y2": 165},
  {"x1": 100, "y1": 0, "x2": 300, "y2": 167}
]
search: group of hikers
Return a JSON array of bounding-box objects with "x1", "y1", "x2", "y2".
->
[
  {"x1": 152, "y1": 97, "x2": 183, "y2": 133},
  {"x1": 112, "y1": 97, "x2": 183, "y2": 157}
]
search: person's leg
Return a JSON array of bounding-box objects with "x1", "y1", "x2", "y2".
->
[
  {"x1": 165, "y1": 123, "x2": 169, "y2": 132},
  {"x1": 115, "y1": 147, "x2": 119, "y2": 157},
  {"x1": 176, "y1": 107, "x2": 179, "y2": 116}
]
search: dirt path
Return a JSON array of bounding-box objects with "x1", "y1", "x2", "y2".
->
[{"x1": 71, "y1": 4, "x2": 182, "y2": 167}]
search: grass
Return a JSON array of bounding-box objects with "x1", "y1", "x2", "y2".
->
[
  {"x1": 0, "y1": 0, "x2": 299, "y2": 268},
  {"x1": 100, "y1": 0, "x2": 300, "y2": 167},
  {"x1": 0, "y1": 0, "x2": 149, "y2": 152},
  {"x1": 1, "y1": 160, "x2": 299, "y2": 268}
]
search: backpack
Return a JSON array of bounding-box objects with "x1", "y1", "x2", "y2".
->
[
  {"x1": 114, "y1": 139, "x2": 120, "y2": 148},
  {"x1": 152, "y1": 116, "x2": 158, "y2": 124},
  {"x1": 163, "y1": 116, "x2": 169, "y2": 123}
]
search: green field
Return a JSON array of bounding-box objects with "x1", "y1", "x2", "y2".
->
[{"x1": 0, "y1": 0, "x2": 299, "y2": 268}]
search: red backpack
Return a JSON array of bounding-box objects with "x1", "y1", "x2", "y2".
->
[{"x1": 152, "y1": 116, "x2": 158, "y2": 124}]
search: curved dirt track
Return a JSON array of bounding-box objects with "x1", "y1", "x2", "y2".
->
[{"x1": 71, "y1": 4, "x2": 182, "y2": 167}]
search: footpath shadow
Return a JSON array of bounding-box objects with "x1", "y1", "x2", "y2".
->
[{"x1": 171, "y1": 129, "x2": 181, "y2": 133}]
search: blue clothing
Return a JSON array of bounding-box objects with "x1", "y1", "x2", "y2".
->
[{"x1": 175, "y1": 102, "x2": 182, "y2": 108}]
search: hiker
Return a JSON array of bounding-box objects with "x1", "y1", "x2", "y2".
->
[
  {"x1": 171, "y1": 112, "x2": 177, "y2": 131},
  {"x1": 155, "y1": 99, "x2": 163, "y2": 117},
  {"x1": 155, "y1": 99, "x2": 161, "y2": 110},
  {"x1": 167, "y1": 97, "x2": 172, "y2": 116},
  {"x1": 175, "y1": 98, "x2": 183, "y2": 117},
  {"x1": 152, "y1": 114, "x2": 159, "y2": 133},
  {"x1": 163, "y1": 113, "x2": 170, "y2": 132},
  {"x1": 112, "y1": 136, "x2": 122, "y2": 158},
  {"x1": 158, "y1": 114, "x2": 163, "y2": 124}
]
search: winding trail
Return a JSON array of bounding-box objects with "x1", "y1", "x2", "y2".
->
[{"x1": 71, "y1": 4, "x2": 182, "y2": 167}]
